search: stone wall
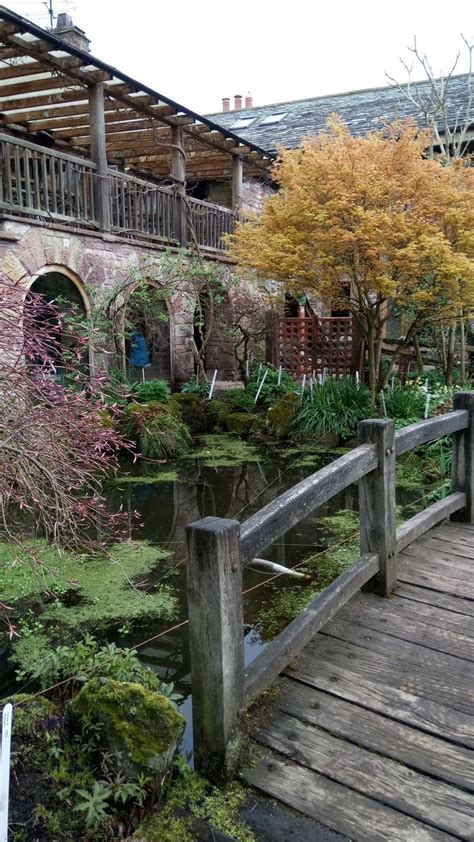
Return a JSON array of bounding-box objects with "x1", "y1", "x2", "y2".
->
[
  {"x1": 241, "y1": 178, "x2": 275, "y2": 216},
  {"x1": 0, "y1": 219, "x2": 247, "y2": 385}
]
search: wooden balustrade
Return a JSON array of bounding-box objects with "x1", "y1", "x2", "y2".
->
[
  {"x1": 185, "y1": 392, "x2": 474, "y2": 778},
  {"x1": 109, "y1": 170, "x2": 178, "y2": 243},
  {"x1": 186, "y1": 195, "x2": 236, "y2": 252},
  {"x1": 0, "y1": 133, "x2": 96, "y2": 223},
  {"x1": 0, "y1": 135, "x2": 237, "y2": 254}
]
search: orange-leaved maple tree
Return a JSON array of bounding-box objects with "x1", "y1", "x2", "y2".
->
[{"x1": 232, "y1": 119, "x2": 474, "y2": 407}]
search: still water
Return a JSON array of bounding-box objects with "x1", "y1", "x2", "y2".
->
[{"x1": 105, "y1": 448, "x2": 361, "y2": 756}]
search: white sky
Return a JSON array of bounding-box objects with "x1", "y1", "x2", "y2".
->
[{"x1": 6, "y1": 0, "x2": 474, "y2": 114}]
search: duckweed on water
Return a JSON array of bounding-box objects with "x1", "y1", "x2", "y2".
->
[
  {"x1": 257, "y1": 510, "x2": 360, "y2": 637},
  {"x1": 0, "y1": 540, "x2": 178, "y2": 671},
  {"x1": 110, "y1": 471, "x2": 180, "y2": 485},
  {"x1": 183, "y1": 434, "x2": 261, "y2": 468}
]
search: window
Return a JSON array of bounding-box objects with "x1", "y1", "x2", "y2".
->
[
  {"x1": 261, "y1": 112, "x2": 287, "y2": 125},
  {"x1": 230, "y1": 116, "x2": 256, "y2": 129}
]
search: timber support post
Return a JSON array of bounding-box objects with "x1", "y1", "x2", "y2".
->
[
  {"x1": 452, "y1": 392, "x2": 474, "y2": 523},
  {"x1": 359, "y1": 419, "x2": 397, "y2": 595},
  {"x1": 232, "y1": 153, "x2": 243, "y2": 211},
  {"x1": 171, "y1": 125, "x2": 187, "y2": 246},
  {"x1": 88, "y1": 82, "x2": 111, "y2": 230},
  {"x1": 186, "y1": 516, "x2": 244, "y2": 779}
]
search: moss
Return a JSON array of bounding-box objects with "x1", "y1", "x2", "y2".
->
[
  {"x1": 110, "y1": 471, "x2": 180, "y2": 484},
  {"x1": 396, "y1": 456, "x2": 425, "y2": 491},
  {"x1": 170, "y1": 393, "x2": 207, "y2": 435},
  {"x1": 6, "y1": 693, "x2": 55, "y2": 738},
  {"x1": 183, "y1": 434, "x2": 261, "y2": 468},
  {"x1": 205, "y1": 398, "x2": 231, "y2": 431},
  {"x1": 1, "y1": 540, "x2": 178, "y2": 670},
  {"x1": 267, "y1": 392, "x2": 300, "y2": 439},
  {"x1": 70, "y1": 678, "x2": 184, "y2": 773},
  {"x1": 133, "y1": 773, "x2": 254, "y2": 842},
  {"x1": 226, "y1": 412, "x2": 257, "y2": 436}
]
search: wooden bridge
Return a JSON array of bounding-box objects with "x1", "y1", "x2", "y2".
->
[{"x1": 185, "y1": 392, "x2": 474, "y2": 840}]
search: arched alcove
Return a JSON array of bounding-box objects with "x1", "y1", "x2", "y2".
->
[
  {"x1": 124, "y1": 284, "x2": 173, "y2": 383},
  {"x1": 29, "y1": 268, "x2": 90, "y2": 378}
]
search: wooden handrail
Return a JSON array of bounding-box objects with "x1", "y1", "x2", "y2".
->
[
  {"x1": 240, "y1": 443, "x2": 377, "y2": 564},
  {"x1": 185, "y1": 392, "x2": 474, "y2": 778},
  {"x1": 0, "y1": 132, "x2": 96, "y2": 168}
]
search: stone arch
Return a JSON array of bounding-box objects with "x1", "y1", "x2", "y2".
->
[
  {"x1": 121, "y1": 280, "x2": 175, "y2": 386},
  {"x1": 28, "y1": 265, "x2": 92, "y2": 375},
  {"x1": 28, "y1": 264, "x2": 91, "y2": 317}
]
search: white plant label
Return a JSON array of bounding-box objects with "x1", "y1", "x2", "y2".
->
[{"x1": 0, "y1": 703, "x2": 12, "y2": 842}]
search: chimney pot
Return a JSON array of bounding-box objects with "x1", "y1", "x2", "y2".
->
[
  {"x1": 245, "y1": 93, "x2": 253, "y2": 109},
  {"x1": 222, "y1": 97, "x2": 230, "y2": 112},
  {"x1": 234, "y1": 94, "x2": 242, "y2": 111},
  {"x1": 54, "y1": 14, "x2": 91, "y2": 53}
]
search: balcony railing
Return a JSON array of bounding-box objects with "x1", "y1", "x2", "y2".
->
[{"x1": 0, "y1": 134, "x2": 236, "y2": 254}]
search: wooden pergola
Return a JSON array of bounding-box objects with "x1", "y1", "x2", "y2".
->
[{"x1": 0, "y1": 6, "x2": 275, "y2": 226}]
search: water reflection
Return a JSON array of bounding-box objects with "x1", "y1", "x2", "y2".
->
[{"x1": 108, "y1": 451, "x2": 359, "y2": 704}]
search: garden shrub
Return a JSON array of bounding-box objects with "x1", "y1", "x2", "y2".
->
[
  {"x1": 246, "y1": 365, "x2": 298, "y2": 407},
  {"x1": 122, "y1": 401, "x2": 191, "y2": 458},
  {"x1": 384, "y1": 383, "x2": 426, "y2": 424},
  {"x1": 293, "y1": 377, "x2": 370, "y2": 441},
  {"x1": 133, "y1": 379, "x2": 171, "y2": 404}
]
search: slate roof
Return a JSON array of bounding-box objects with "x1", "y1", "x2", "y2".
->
[{"x1": 208, "y1": 75, "x2": 472, "y2": 154}]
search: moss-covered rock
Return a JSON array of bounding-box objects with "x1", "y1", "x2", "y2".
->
[
  {"x1": 205, "y1": 398, "x2": 231, "y2": 432},
  {"x1": 170, "y1": 393, "x2": 207, "y2": 435},
  {"x1": 225, "y1": 413, "x2": 256, "y2": 436},
  {"x1": 70, "y1": 678, "x2": 184, "y2": 776},
  {"x1": 267, "y1": 392, "x2": 300, "y2": 439}
]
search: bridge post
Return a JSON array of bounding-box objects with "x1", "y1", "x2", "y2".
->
[
  {"x1": 358, "y1": 419, "x2": 397, "y2": 596},
  {"x1": 452, "y1": 392, "x2": 474, "y2": 523},
  {"x1": 185, "y1": 516, "x2": 244, "y2": 779}
]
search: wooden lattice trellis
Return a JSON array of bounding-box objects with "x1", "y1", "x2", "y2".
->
[{"x1": 274, "y1": 316, "x2": 357, "y2": 379}]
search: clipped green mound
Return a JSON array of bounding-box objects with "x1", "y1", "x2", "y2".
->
[{"x1": 122, "y1": 401, "x2": 191, "y2": 458}]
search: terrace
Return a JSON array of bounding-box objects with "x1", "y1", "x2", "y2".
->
[{"x1": 0, "y1": 7, "x2": 274, "y2": 255}]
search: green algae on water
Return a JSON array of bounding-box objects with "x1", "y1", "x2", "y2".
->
[
  {"x1": 182, "y1": 434, "x2": 261, "y2": 468},
  {"x1": 110, "y1": 471, "x2": 180, "y2": 485}
]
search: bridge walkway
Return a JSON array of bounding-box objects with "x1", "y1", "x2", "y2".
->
[{"x1": 244, "y1": 520, "x2": 474, "y2": 842}]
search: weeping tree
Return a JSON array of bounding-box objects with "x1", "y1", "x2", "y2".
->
[
  {"x1": 232, "y1": 119, "x2": 474, "y2": 409},
  {"x1": 0, "y1": 279, "x2": 132, "y2": 634}
]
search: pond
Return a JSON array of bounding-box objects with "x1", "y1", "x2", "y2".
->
[
  {"x1": 0, "y1": 435, "x2": 436, "y2": 759},
  {"x1": 101, "y1": 438, "x2": 430, "y2": 757}
]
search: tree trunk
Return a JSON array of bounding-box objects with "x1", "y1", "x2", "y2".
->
[
  {"x1": 460, "y1": 316, "x2": 466, "y2": 383},
  {"x1": 414, "y1": 334, "x2": 424, "y2": 377},
  {"x1": 445, "y1": 323, "x2": 456, "y2": 386},
  {"x1": 367, "y1": 325, "x2": 377, "y2": 413}
]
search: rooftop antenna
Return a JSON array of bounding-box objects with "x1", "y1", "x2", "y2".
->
[{"x1": 43, "y1": 0, "x2": 54, "y2": 29}]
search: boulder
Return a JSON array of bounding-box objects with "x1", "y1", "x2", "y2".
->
[
  {"x1": 70, "y1": 678, "x2": 184, "y2": 776},
  {"x1": 267, "y1": 393, "x2": 300, "y2": 439}
]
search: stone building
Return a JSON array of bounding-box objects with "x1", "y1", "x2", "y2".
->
[{"x1": 0, "y1": 8, "x2": 275, "y2": 385}]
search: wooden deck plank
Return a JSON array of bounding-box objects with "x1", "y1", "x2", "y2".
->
[
  {"x1": 256, "y1": 712, "x2": 474, "y2": 838},
  {"x1": 244, "y1": 750, "x2": 456, "y2": 842},
  {"x1": 394, "y1": 581, "x2": 474, "y2": 616},
  {"x1": 398, "y1": 559, "x2": 474, "y2": 599},
  {"x1": 285, "y1": 662, "x2": 474, "y2": 747},
  {"x1": 401, "y1": 544, "x2": 474, "y2": 575},
  {"x1": 321, "y1": 614, "x2": 474, "y2": 682},
  {"x1": 245, "y1": 521, "x2": 474, "y2": 839},
  {"x1": 343, "y1": 591, "x2": 474, "y2": 636},
  {"x1": 329, "y1": 593, "x2": 474, "y2": 654},
  {"x1": 299, "y1": 634, "x2": 473, "y2": 712},
  {"x1": 277, "y1": 679, "x2": 474, "y2": 792}
]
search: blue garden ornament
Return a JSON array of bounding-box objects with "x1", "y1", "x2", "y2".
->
[{"x1": 129, "y1": 331, "x2": 151, "y2": 367}]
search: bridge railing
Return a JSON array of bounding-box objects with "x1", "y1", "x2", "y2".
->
[{"x1": 185, "y1": 392, "x2": 474, "y2": 776}]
